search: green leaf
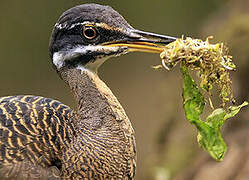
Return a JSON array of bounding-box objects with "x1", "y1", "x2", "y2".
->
[
  {"x1": 224, "y1": 101, "x2": 248, "y2": 120},
  {"x1": 198, "y1": 108, "x2": 227, "y2": 161},
  {"x1": 180, "y1": 64, "x2": 248, "y2": 161},
  {"x1": 181, "y1": 65, "x2": 205, "y2": 122}
]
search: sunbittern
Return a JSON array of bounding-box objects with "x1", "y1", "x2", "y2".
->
[{"x1": 0, "y1": 4, "x2": 176, "y2": 179}]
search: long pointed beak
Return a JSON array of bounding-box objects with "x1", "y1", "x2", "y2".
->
[{"x1": 103, "y1": 29, "x2": 177, "y2": 53}]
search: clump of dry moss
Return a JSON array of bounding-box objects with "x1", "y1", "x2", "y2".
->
[{"x1": 159, "y1": 36, "x2": 235, "y2": 106}]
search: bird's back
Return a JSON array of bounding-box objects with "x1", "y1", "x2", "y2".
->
[{"x1": 0, "y1": 95, "x2": 74, "y2": 179}]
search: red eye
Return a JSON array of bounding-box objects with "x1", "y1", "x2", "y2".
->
[{"x1": 83, "y1": 26, "x2": 97, "y2": 40}]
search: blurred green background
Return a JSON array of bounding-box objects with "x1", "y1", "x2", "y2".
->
[{"x1": 0, "y1": 0, "x2": 248, "y2": 179}]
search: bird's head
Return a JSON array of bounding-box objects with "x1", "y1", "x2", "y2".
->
[{"x1": 49, "y1": 3, "x2": 176, "y2": 73}]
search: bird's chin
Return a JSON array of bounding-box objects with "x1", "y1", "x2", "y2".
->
[
  {"x1": 101, "y1": 45, "x2": 129, "y2": 57},
  {"x1": 83, "y1": 46, "x2": 130, "y2": 72}
]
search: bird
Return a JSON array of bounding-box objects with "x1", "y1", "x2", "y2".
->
[{"x1": 0, "y1": 3, "x2": 176, "y2": 180}]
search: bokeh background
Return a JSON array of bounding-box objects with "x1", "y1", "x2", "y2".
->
[{"x1": 0, "y1": 0, "x2": 248, "y2": 179}]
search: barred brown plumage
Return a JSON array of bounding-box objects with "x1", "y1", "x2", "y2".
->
[
  {"x1": 0, "y1": 3, "x2": 176, "y2": 179},
  {"x1": 0, "y1": 95, "x2": 74, "y2": 179}
]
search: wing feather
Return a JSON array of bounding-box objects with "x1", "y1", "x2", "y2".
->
[{"x1": 0, "y1": 95, "x2": 74, "y2": 179}]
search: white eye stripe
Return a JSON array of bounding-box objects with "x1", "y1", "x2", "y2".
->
[
  {"x1": 54, "y1": 21, "x2": 116, "y2": 30},
  {"x1": 54, "y1": 23, "x2": 68, "y2": 30},
  {"x1": 68, "y1": 22, "x2": 89, "y2": 29},
  {"x1": 55, "y1": 21, "x2": 94, "y2": 30}
]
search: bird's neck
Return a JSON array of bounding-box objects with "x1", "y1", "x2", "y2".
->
[
  {"x1": 59, "y1": 66, "x2": 136, "y2": 178},
  {"x1": 59, "y1": 66, "x2": 134, "y2": 133}
]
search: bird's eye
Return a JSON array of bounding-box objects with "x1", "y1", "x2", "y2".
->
[{"x1": 83, "y1": 26, "x2": 98, "y2": 40}]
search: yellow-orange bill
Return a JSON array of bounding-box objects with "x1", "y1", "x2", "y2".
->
[{"x1": 104, "y1": 42, "x2": 165, "y2": 54}]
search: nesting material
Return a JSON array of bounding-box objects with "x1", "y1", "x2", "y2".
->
[
  {"x1": 160, "y1": 36, "x2": 235, "y2": 105},
  {"x1": 156, "y1": 36, "x2": 248, "y2": 161}
]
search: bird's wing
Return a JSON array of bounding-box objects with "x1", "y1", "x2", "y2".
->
[{"x1": 0, "y1": 95, "x2": 74, "y2": 179}]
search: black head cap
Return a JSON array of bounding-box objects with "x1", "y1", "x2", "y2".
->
[{"x1": 56, "y1": 4, "x2": 132, "y2": 30}]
